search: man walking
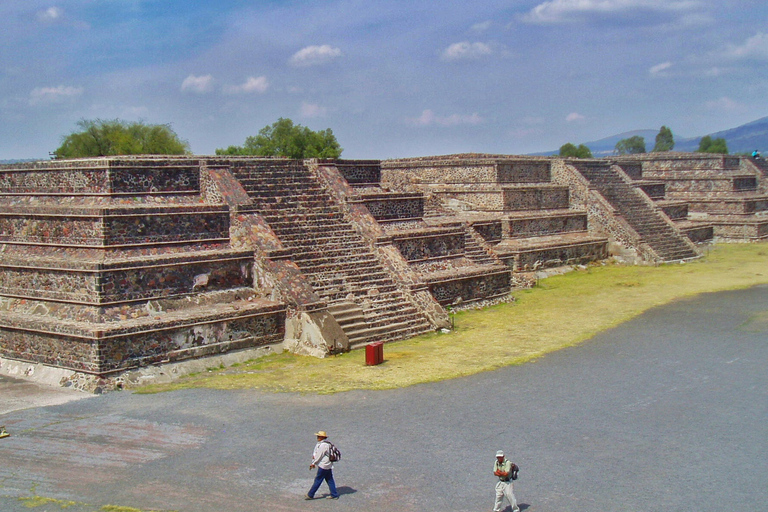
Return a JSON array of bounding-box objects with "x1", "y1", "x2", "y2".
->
[
  {"x1": 493, "y1": 450, "x2": 519, "y2": 512},
  {"x1": 305, "y1": 430, "x2": 340, "y2": 500}
]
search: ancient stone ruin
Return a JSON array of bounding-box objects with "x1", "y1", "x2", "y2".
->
[{"x1": 0, "y1": 153, "x2": 765, "y2": 391}]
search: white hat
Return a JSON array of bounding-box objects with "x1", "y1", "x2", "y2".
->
[{"x1": 496, "y1": 450, "x2": 504, "y2": 457}]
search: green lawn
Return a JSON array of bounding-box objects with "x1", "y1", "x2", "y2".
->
[{"x1": 136, "y1": 242, "x2": 768, "y2": 395}]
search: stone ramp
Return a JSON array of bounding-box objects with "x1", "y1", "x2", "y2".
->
[
  {"x1": 229, "y1": 160, "x2": 434, "y2": 345},
  {"x1": 573, "y1": 161, "x2": 699, "y2": 261}
]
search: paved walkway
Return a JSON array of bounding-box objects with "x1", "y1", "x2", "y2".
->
[{"x1": 1, "y1": 286, "x2": 767, "y2": 512}]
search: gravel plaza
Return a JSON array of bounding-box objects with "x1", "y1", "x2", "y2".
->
[{"x1": 1, "y1": 285, "x2": 767, "y2": 512}]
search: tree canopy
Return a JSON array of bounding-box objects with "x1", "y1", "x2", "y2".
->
[
  {"x1": 652, "y1": 126, "x2": 674, "y2": 152},
  {"x1": 216, "y1": 118, "x2": 343, "y2": 159},
  {"x1": 615, "y1": 136, "x2": 646, "y2": 155},
  {"x1": 54, "y1": 119, "x2": 190, "y2": 158},
  {"x1": 696, "y1": 135, "x2": 729, "y2": 154},
  {"x1": 559, "y1": 143, "x2": 593, "y2": 158}
]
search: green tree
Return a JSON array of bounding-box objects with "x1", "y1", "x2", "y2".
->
[
  {"x1": 54, "y1": 119, "x2": 191, "y2": 158},
  {"x1": 559, "y1": 143, "x2": 593, "y2": 158},
  {"x1": 652, "y1": 126, "x2": 674, "y2": 152},
  {"x1": 217, "y1": 118, "x2": 343, "y2": 159},
  {"x1": 696, "y1": 135, "x2": 729, "y2": 154},
  {"x1": 615, "y1": 136, "x2": 646, "y2": 155}
]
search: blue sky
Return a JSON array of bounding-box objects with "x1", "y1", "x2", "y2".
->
[{"x1": 2, "y1": 0, "x2": 768, "y2": 160}]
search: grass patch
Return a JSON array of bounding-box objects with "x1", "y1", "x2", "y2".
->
[
  {"x1": 136, "y1": 242, "x2": 768, "y2": 395},
  {"x1": 12, "y1": 486, "x2": 173, "y2": 511}
]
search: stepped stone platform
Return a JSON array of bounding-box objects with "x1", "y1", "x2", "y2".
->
[
  {"x1": 382, "y1": 155, "x2": 610, "y2": 279},
  {"x1": 335, "y1": 161, "x2": 512, "y2": 306},
  {"x1": 0, "y1": 157, "x2": 286, "y2": 391},
  {"x1": 4, "y1": 151, "x2": 766, "y2": 391},
  {"x1": 222, "y1": 158, "x2": 441, "y2": 348},
  {"x1": 615, "y1": 154, "x2": 768, "y2": 241}
]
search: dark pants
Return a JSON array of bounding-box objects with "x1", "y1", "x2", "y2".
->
[{"x1": 309, "y1": 467, "x2": 338, "y2": 498}]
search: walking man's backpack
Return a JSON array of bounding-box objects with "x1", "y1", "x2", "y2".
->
[{"x1": 327, "y1": 442, "x2": 341, "y2": 462}]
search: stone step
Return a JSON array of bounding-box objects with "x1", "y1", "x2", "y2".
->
[
  {"x1": 279, "y1": 232, "x2": 362, "y2": 245},
  {"x1": 297, "y1": 259, "x2": 383, "y2": 276},
  {"x1": 240, "y1": 180, "x2": 325, "y2": 192},
  {"x1": 293, "y1": 247, "x2": 377, "y2": 261},
  {"x1": 326, "y1": 301, "x2": 365, "y2": 323},
  {"x1": 310, "y1": 279, "x2": 398, "y2": 296},
  {"x1": 348, "y1": 321, "x2": 433, "y2": 348}
]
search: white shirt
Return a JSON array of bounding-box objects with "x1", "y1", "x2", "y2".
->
[{"x1": 312, "y1": 440, "x2": 333, "y2": 470}]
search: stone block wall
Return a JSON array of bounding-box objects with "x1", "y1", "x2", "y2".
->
[
  {"x1": 660, "y1": 203, "x2": 688, "y2": 220},
  {"x1": 334, "y1": 160, "x2": 381, "y2": 185},
  {"x1": 0, "y1": 158, "x2": 200, "y2": 196},
  {"x1": 381, "y1": 157, "x2": 552, "y2": 185},
  {"x1": 427, "y1": 270, "x2": 511, "y2": 305},
  {"x1": 391, "y1": 228, "x2": 465, "y2": 262},
  {"x1": 0, "y1": 302, "x2": 284, "y2": 374},
  {"x1": 0, "y1": 206, "x2": 230, "y2": 246},
  {"x1": 352, "y1": 193, "x2": 424, "y2": 221},
  {"x1": 507, "y1": 212, "x2": 587, "y2": 238},
  {"x1": 503, "y1": 186, "x2": 570, "y2": 211},
  {"x1": 637, "y1": 183, "x2": 665, "y2": 200},
  {"x1": 471, "y1": 221, "x2": 503, "y2": 242}
]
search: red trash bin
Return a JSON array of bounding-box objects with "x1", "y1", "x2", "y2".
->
[{"x1": 365, "y1": 341, "x2": 384, "y2": 366}]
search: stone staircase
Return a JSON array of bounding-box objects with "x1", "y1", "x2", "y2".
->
[
  {"x1": 229, "y1": 160, "x2": 434, "y2": 346},
  {"x1": 382, "y1": 155, "x2": 610, "y2": 276},
  {"x1": 335, "y1": 161, "x2": 512, "y2": 306},
  {"x1": 623, "y1": 154, "x2": 768, "y2": 241},
  {"x1": 573, "y1": 161, "x2": 699, "y2": 261},
  {"x1": 613, "y1": 161, "x2": 714, "y2": 244}
]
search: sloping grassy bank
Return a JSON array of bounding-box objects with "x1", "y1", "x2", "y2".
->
[{"x1": 137, "y1": 242, "x2": 768, "y2": 395}]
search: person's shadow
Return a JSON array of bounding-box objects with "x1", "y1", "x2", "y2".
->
[
  {"x1": 498, "y1": 504, "x2": 530, "y2": 511},
  {"x1": 319, "y1": 486, "x2": 357, "y2": 498}
]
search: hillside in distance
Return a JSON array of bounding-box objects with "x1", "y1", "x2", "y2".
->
[{"x1": 538, "y1": 116, "x2": 768, "y2": 157}]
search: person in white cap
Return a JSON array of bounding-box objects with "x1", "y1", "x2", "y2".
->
[
  {"x1": 305, "y1": 430, "x2": 340, "y2": 500},
  {"x1": 493, "y1": 450, "x2": 520, "y2": 512}
]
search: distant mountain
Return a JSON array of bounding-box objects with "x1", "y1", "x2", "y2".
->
[
  {"x1": 536, "y1": 116, "x2": 768, "y2": 157},
  {"x1": 674, "y1": 116, "x2": 768, "y2": 154},
  {"x1": 0, "y1": 159, "x2": 39, "y2": 164}
]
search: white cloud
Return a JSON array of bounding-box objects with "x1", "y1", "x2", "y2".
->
[
  {"x1": 471, "y1": 21, "x2": 493, "y2": 32},
  {"x1": 566, "y1": 112, "x2": 585, "y2": 122},
  {"x1": 705, "y1": 96, "x2": 747, "y2": 114},
  {"x1": 409, "y1": 109, "x2": 483, "y2": 127},
  {"x1": 521, "y1": 0, "x2": 699, "y2": 24},
  {"x1": 181, "y1": 74, "x2": 215, "y2": 94},
  {"x1": 441, "y1": 42, "x2": 493, "y2": 61},
  {"x1": 36, "y1": 6, "x2": 63, "y2": 23},
  {"x1": 649, "y1": 61, "x2": 672, "y2": 75},
  {"x1": 723, "y1": 32, "x2": 768, "y2": 60},
  {"x1": 224, "y1": 76, "x2": 269, "y2": 94},
  {"x1": 29, "y1": 85, "x2": 83, "y2": 106},
  {"x1": 300, "y1": 102, "x2": 327, "y2": 118},
  {"x1": 289, "y1": 45, "x2": 342, "y2": 67}
]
